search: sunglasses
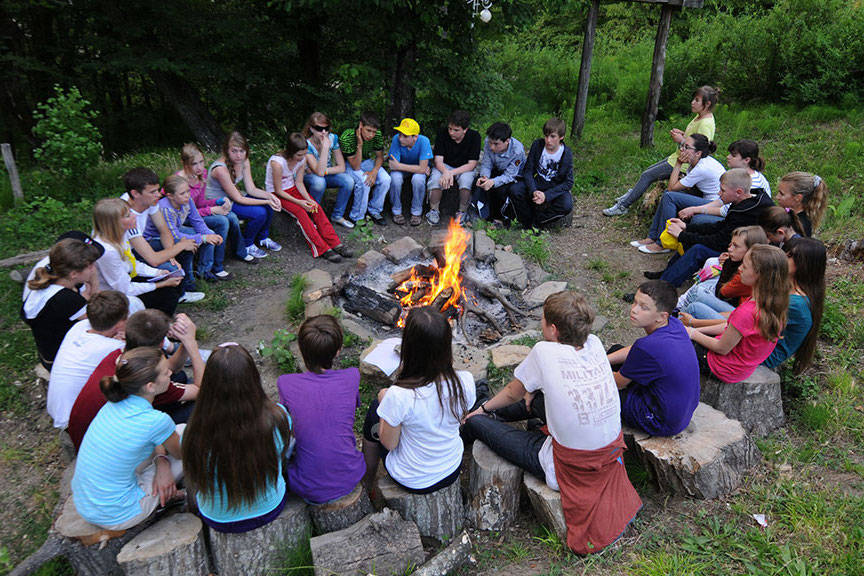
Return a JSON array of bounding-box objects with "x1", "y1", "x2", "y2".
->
[{"x1": 311, "y1": 125, "x2": 330, "y2": 132}]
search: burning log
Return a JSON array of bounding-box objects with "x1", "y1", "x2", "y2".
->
[
  {"x1": 342, "y1": 282, "x2": 402, "y2": 326},
  {"x1": 389, "y1": 264, "x2": 438, "y2": 291}
]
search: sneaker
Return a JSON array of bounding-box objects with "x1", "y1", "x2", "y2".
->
[
  {"x1": 247, "y1": 245, "x2": 268, "y2": 259},
  {"x1": 392, "y1": 213, "x2": 406, "y2": 225},
  {"x1": 332, "y1": 217, "x2": 355, "y2": 229},
  {"x1": 240, "y1": 252, "x2": 258, "y2": 264},
  {"x1": 425, "y1": 209, "x2": 440, "y2": 225},
  {"x1": 178, "y1": 291, "x2": 206, "y2": 304},
  {"x1": 333, "y1": 244, "x2": 354, "y2": 258},
  {"x1": 322, "y1": 249, "x2": 343, "y2": 263},
  {"x1": 602, "y1": 201, "x2": 629, "y2": 217},
  {"x1": 410, "y1": 215, "x2": 422, "y2": 227},
  {"x1": 455, "y1": 211, "x2": 468, "y2": 226},
  {"x1": 259, "y1": 237, "x2": 282, "y2": 252},
  {"x1": 213, "y1": 270, "x2": 232, "y2": 281},
  {"x1": 369, "y1": 213, "x2": 387, "y2": 226}
]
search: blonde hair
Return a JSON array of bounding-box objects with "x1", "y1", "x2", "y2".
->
[
  {"x1": 779, "y1": 172, "x2": 828, "y2": 230},
  {"x1": 748, "y1": 245, "x2": 790, "y2": 341},
  {"x1": 163, "y1": 174, "x2": 189, "y2": 197},
  {"x1": 732, "y1": 225, "x2": 769, "y2": 249},
  {"x1": 180, "y1": 143, "x2": 205, "y2": 182},
  {"x1": 720, "y1": 168, "x2": 752, "y2": 195},
  {"x1": 92, "y1": 198, "x2": 130, "y2": 260}
]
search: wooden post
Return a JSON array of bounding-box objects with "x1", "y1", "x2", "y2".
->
[
  {"x1": 572, "y1": 0, "x2": 600, "y2": 141},
  {"x1": 640, "y1": 4, "x2": 675, "y2": 148},
  {"x1": 1, "y1": 143, "x2": 23, "y2": 201}
]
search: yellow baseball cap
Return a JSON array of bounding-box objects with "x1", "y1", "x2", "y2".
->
[{"x1": 393, "y1": 118, "x2": 420, "y2": 136}]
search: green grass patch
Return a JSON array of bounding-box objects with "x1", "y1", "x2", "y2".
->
[{"x1": 286, "y1": 274, "x2": 308, "y2": 325}]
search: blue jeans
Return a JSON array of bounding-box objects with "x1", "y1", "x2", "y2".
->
[
  {"x1": 147, "y1": 238, "x2": 196, "y2": 292},
  {"x1": 389, "y1": 171, "x2": 427, "y2": 216},
  {"x1": 348, "y1": 160, "x2": 391, "y2": 220},
  {"x1": 180, "y1": 226, "x2": 218, "y2": 275},
  {"x1": 687, "y1": 301, "x2": 733, "y2": 320},
  {"x1": 679, "y1": 277, "x2": 735, "y2": 319},
  {"x1": 620, "y1": 158, "x2": 674, "y2": 209},
  {"x1": 303, "y1": 172, "x2": 355, "y2": 220},
  {"x1": 661, "y1": 244, "x2": 721, "y2": 287},
  {"x1": 649, "y1": 191, "x2": 714, "y2": 241},
  {"x1": 203, "y1": 212, "x2": 247, "y2": 260},
  {"x1": 231, "y1": 202, "x2": 272, "y2": 247}
]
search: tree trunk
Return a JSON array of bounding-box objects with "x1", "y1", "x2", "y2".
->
[
  {"x1": 387, "y1": 41, "x2": 417, "y2": 130},
  {"x1": 308, "y1": 483, "x2": 373, "y2": 535},
  {"x1": 148, "y1": 71, "x2": 222, "y2": 151},
  {"x1": 572, "y1": 0, "x2": 600, "y2": 141},
  {"x1": 640, "y1": 4, "x2": 675, "y2": 148},
  {"x1": 116, "y1": 514, "x2": 208, "y2": 576},
  {"x1": 467, "y1": 441, "x2": 523, "y2": 530},
  {"x1": 376, "y1": 474, "x2": 464, "y2": 542}
]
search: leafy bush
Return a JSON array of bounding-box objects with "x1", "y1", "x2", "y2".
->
[
  {"x1": 32, "y1": 85, "x2": 102, "y2": 181},
  {"x1": 259, "y1": 329, "x2": 298, "y2": 374},
  {"x1": 0, "y1": 196, "x2": 94, "y2": 257}
]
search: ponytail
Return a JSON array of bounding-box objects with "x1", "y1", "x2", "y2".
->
[
  {"x1": 760, "y1": 206, "x2": 805, "y2": 237},
  {"x1": 27, "y1": 238, "x2": 101, "y2": 291},
  {"x1": 99, "y1": 347, "x2": 164, "y2": 403},
  {"x1": 728, "y1": 139, "x2": 765, "y2": 172},
  {"x1": 780, "y1": 172, "x2": 829, "y2": 230},
  {"x1": 690, "y1": 133, "x2": 717, "y2": 158}
]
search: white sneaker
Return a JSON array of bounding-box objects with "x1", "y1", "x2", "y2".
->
[
  {"x1": 332, "y1": 217, "x2": 355, "y2": 229},
  {"x1": 259, "y1": 237, "x2": 282, "y2": 252},
  {"x1": 178, "y1": 291, "x2": 206, "y2": 304},
  {"x1": 602, "y1": 201, "x2": 629, "y2": 217},
  {"x1": 247, "y1": 245, "x2": 268, "y2": 259}
]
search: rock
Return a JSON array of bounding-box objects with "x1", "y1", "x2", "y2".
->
[
  {"x1": 209, "y1": 496, "x2": 310, "y2": 575},
  {"x1": 624, "y1": 403, "x2": 761, "y2": 500},
  {"x1": 472, "y1": 230, "x2": 496, "y2": 263},
  {"x1": 699, "y1": 366, "x2": 784, "y2": 437},
  {"x1": 453, "y1": 342, "x2": 488, "y2": 380},
  {"x1": 498, "y1": 330, "x2": 541, "y2": 346},
  {"x1": 308, "y1": 483, "x2": 374, "y2": 535},
  {"x1": 9, "y1": 269, "x2": 26, "y2": 284},
  {"x1": 525, "y1": 281, "x2": 568, "y2": 308},
  {"x1": 467, "y1": 441, "x2": 523, "y2": 530},
  {"x1": 305, "y1": 296, "x2": 335, "y2": 319},
  {"x1": 34, "y1": 363, "x2": 50, "y2": 383},
  {"x1": 592, "y1": 315, "x2": 608, "y2": 333},
  {"x1": 302, "y1": 269, "x2": 334, "y2": 303},
  {"x1": 493, "y1": 250, "x2": 528, "y2": 290},
  {"x1": 355, "y1": 250, "x2": 387, "y2": 273},
  {"x1": 341, "y1": 315, "x2": 375, "y2": 341},
  {"x1": 310, "y1": 508, "x2": 424, "y2": 576},
  {"x1": 376, "y1": 474, "x2": 464, "y2": 542},
  {"x1": 382, "y1": 236, "x2": 424, "y2": 263},
  {"x1": 116, "y1": 513, "x2": 208, "y2": 576},
  {"x1": 491, "y1": 345, "x2": 531, "y2": 369},
  {"x1": 523, "y1": 473, "x2": 566, "y2": 542},
  {"x1": 413, "y1": 531, "x2": 473, "y2": 576},
  {"x1": 359, "y1": 340, "x2": 396, "y2": 386}
]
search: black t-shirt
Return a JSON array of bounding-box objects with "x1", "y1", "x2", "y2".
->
[
  {"x1": 21, "y1": 287, "x2": 87, "y2": 367},
  {"x1": 433, "y1": 128, "x2": 481, "y2": 168},
  {"x1": 797, "y1": 211, "x2": 812, "y2": 237}
]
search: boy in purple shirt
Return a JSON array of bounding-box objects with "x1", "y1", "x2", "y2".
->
[
  {"x1": 607, "y1": 280, "x2": 700, "y2": 436},
  {"x1": 277, "y1": 315, "x2": 366, "y2": 504}
]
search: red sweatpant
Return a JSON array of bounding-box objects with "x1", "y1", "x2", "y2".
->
[{"x1": 279, "y1": 188, "x2": 341, "y2": 257}]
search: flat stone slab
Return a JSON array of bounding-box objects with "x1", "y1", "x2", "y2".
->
[
  {"x1": 341, "y1": 315, "x2": 375, "y2": 341},
  {"x1": 523, "y1": 473, "x2": 566, "y2": 542},
  {"x1": 382, "y1": 236, "x2": 424, "y2": 263},
  {"x1": 490, "y1": 344, "x2": 531, "y2": 369},
  {"x1": 355, "y1": 249, "x2": 387, "y2": 273},
  {"x1": 302, "y1": 269, "x2": 334, "y2": 303},
  {"x1": 472, "y1": 230, "x2": 496, "y2": 263},
  {"x1": 624, "y1": 402, "x2": 761, "y2": 500},
  {"x1": 305, "y1": 296, "x2": 334, "y2": 319},
  {"x1": 493, "y1": 250, "x2": 528, "y2": 291},
  {"x1": 525, "y1": 281, "x2": 568, "y2": 308},
  {"x1": 700, "y1": 366, "x2": 784, "y2": 437},
  {"x1": 453, "y1": 342, "x2": 488, "y2": 380}
]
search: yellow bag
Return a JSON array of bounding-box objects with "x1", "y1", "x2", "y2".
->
[{"x1": 659, "y1": 221, "x2": 685, "y2": 256}]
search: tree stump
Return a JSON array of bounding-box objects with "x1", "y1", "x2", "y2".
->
[
  {"x1": 116, "y1": 513, "x2": 208, "y2": 576},
  {"x1": 522, "y1": 473, "x2": 566, "y2": 542},
  {"x1": 308, "y1": 482, "x2": 373, "y2": 535},
  {"x1": 376, "y1": 474, "x2": 464, "y2": 542},
  {"x1": 623, "y1": 402, "x2": 761, "y2": 500},
  {"x1": 467, "y1": 441, "x2": 523, "y2": 530},
  {"x1": 700, "y1": 366, "x2": 784, "y2": 437},
  {"x1": 209, "y1": 496, "x2": 310, "y2": 575},
  {"x1": 309, "y1": 508, "x2": 424, "y2": 576}
]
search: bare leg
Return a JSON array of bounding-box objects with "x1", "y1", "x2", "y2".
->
[
  {"x1": 458, "y1": 188, "x2": 471, "y2": 213},
  {"x1": 428, "y1": 188, "x2": 442, "y2": 211}
]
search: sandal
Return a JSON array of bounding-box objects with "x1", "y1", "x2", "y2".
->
[
  {"x1": 409, "y1": 215, "x2": 422, "y2": 226},
  {"x1": 392, "y1": 214, "x2": 406, "y2": 225}
]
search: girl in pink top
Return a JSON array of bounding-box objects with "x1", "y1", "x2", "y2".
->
[{"x1": 686, "y1": 244, "x2": 789, "y2": 382}]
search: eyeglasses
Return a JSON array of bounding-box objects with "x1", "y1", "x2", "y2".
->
[
  {"x1": 679, "y1": 143, "x2": 697, "y2": 151},
  {"x1": 311, "y1": 125, "x2": 330, "y2": 132}
]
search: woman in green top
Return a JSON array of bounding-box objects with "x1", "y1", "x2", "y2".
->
[{"x1": 603, "y1": 86, "x2": 718, "y2": 217}]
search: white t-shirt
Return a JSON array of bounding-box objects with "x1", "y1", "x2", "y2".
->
[
  {"x1": 265, "y1": 155, "x2": 305, "y2": 194},
  {"x1": 515, "y1": 336, "x2": 621, "y2": 490},
  {"x1": 119, "y1": 192, "x2": 157, "y2": 239},
  {"x1": 537, "y1": 146, "x2": 565, "y2": 182},
  {"x1": 377, "y1": 371, "x2": 476, "y2": 490},
  {"x1": 47, "y1": 320, "x2": 124, "y2": 428},
  {"x1": 679, "y1": 155, "x2": 725, "y2": 202}
]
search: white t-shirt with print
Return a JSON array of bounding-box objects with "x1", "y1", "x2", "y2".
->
[
  {"x1": 377, "y1": 371, "x2": 476, "y2": 490},
  {"x1": 537, "y1": 146, "x2": 565, "y2": 182},
  {"x1": 515, "y1": 336, "x2": 621, "y2": 490},
  {"x1": 119, "y1": 192, "x2": 158, "y2": 239}
]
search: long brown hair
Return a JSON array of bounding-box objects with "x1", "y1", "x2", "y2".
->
[
  {"x1": 302, "y1": 112, "x2": 331, "y2": 140},
  {"x1": 221, "y1": 131, "x2": 250, "y2": 181},
  {"x1": 394, "y1": 307, "x2": 468, "y2": 421},
  {"x1": 100, "y1": 347, "x2": 164, "y2": 403},
  {"x1": 28, "y1": 238, "x2": 101, "y2": 291},
  {"x1": 780, "y1": 172, "x2": 828, "y2": 230},
  {"x1": 784, "y1": 237, "x2": 826, "y2": 373},
  {"x1": 182, "y1": 344, "x2": 291, "y2": 511},
  {"x1": 748, "y1": 245, "x2": 790, "y2": 341}
]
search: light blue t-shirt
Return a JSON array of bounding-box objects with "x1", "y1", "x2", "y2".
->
[
  {"x1": 72, "y1": 395, "x2": 175, "y2": 527},
  {"x1": 763, "y1": 294, "x2": 812, "y2": 369},
  {"x1": 388, "y1": 135, "x2": 433, "y2": 166},
  {"x1": 195, "y1": 406, "x2": 293, "y2": 523},
  {"x1": 306, "y1": 133, "x2": 340, "y2": 168}
]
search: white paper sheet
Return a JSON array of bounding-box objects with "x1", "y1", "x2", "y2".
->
[{"x1": 363, "y1": 337, "x2": 402, "y2": 376}]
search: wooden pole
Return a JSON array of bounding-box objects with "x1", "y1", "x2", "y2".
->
[
  {"x1": 572, "y1": 0, "x2": 600, "y2": 141},
  {"x1": 640, "y1": 4, "x2": 674, "y2": 148},
  {"x1": 1, "y1": 143, "x2": 23, "y2": 201}
]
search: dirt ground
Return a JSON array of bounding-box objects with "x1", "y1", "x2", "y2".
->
[{"x1": 2, "y1": 194, "x2": 845, "y2": 573}]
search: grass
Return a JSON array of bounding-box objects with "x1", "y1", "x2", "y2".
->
[{"x1": 286, "y1": 274, "x2": 308, "y2": 324}]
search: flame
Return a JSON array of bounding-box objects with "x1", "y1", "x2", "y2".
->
[{"x1": 396, "y1": 220, "x2": 471, "y2": 326}]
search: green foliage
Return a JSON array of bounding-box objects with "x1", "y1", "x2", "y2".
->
[
  {"x1": 287, "y1": 275, "x2": 308, "y2": 324},
  {"x1": 274, "y1": 527, "x2": 313, "y2": 575},
  {"x1": 259, "y1": 329, "x2": 298, "y2": 374},
  {"x1": 0, "y1": 196, "x2": 94, "y2": 259},
  {"x1": 32, "y1": 86, "x2": 102, "y2": 181},
  {"x1": 516, "y1": 229, "x2": 550, "y2": 267},
  {"x1": 348, "y1": 218, "x2": 378, "y2": 247}
]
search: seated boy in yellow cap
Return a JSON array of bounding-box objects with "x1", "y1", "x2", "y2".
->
[{"x1": 388, "y1": 118, "x2": 434, "y2": 226}]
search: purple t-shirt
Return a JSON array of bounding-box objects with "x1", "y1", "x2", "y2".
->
[
  {"x1": 619, "y1": 317, "x2": 700, "y2": 436},
  {"x1": 277, "y1": 368, "x2": 365, "y2": 503}
]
